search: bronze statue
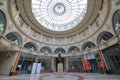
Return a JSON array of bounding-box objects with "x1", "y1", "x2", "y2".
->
[{"x1": 58, "y1": 52, "x2": 62, "y2": 63}]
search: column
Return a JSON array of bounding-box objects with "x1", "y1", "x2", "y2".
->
[
  {"x1": 35, "y1": 55, "x2": 39, "y2": 63},
  {"x1": 98, "y1": 50, "x2": 108, "y2": 73},
  {"x1": 51, "y1": 57, "x2": 54, "y2": 71},
  {"x1": 81, "y1": 54, "x2": 86, "y2": 72},
  {"x1": 13, "y1": 51, "x2": 21, "y2": 72},
  {"x1": 65, "y1": 56, "x2": 68, "y2": 71}
]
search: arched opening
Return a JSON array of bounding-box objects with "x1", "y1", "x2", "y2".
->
[
  {"x1": 6, "y1": 32, "x2": 22, "y2": 46},
  {"x1": 54, "y1": 47, "x2": 66, "y2": 72},
  {"x1": 16, "y1": 53, "x2": 36, "y2": 74},
  {"x1": 97, "y1": 31, "x2": 113, "y2": 45},
  {"x1": 24, "y1": 42, "x2": 38, "y2": 51},
  {"x1": 82, "y1": 41, "x2": 100, "y2": 73},
  {"x1": 82, "y1": 41, "x2": 96, "y2": 51},
  {"x1": 68, "y1": 46, "x2": 83, "y2": 72},
  {"x1": 68, "y1": 46, "x2": 80, "y2": 54},
  {"x1": 0, "y1": 10, "x2": 6, "y2": 33},
  {"x1": 113, "y1": 9, "x2": 120, "y2": 34},
  {"x1": 40, "y1": 46, "x2": 52, "y2": 54},
  {"x1": 54, "y1": 47, "x2": 66, "y2": 54}
]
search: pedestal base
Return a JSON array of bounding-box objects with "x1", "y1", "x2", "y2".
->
[
  {"x1": 57, "y1": 63, "x2": 64, "y2": 78},
  {"x1": 11, "y1": 71, "x2": 20, "y2": 76}
]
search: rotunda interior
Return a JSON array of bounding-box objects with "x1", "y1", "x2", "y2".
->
[{"x1": 0, "y1": 0, "x2": 120, "y2": 80}]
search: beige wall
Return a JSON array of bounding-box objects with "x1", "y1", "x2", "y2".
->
[{"x1": 0, "y1": 52, "x2": 17, "y2": 76}]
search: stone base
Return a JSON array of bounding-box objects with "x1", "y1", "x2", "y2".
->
[
  {"x1": 11, "y1": 71, "x2": 20, "y2": 76},
  {"x1": 57, "y1": 63, "x2": 64, "y2": 78}
]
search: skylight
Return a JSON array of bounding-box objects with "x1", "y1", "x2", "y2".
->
[{"x1": 32, "y1": 0, "x2": 87, "y2": 31}]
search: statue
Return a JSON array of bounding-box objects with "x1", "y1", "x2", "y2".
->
[{"x1": 58, "y1": 52, "x2": 62, "y2": 63}]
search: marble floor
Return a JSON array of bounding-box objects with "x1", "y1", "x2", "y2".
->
[{"x1": 0, "y1": 73, "x2": 120, "y2": 80}]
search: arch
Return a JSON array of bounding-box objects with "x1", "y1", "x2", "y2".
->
[
  {"x1": 40, "y1": 46, "x2": 52, "y2": 54},
  {"x1": 24, "y1": 42, "x2": 38, "y2": 51},
  {"x1": 112, "y1": 9, "x2": 120, "y2": 34},
  {"x1": 68, "y1": 46, "x2": 80, "y2": 53},
  {"x1": 97, "y1": 31, "x2": 113, "y2": 45},
  {"x1": 0, "y1": 10, "x2": 6, "y2": 33},
  {"x1": 81, "y1": 41, "x2": 96, "y2": 51},
  {"x1": 6, "y1": 32, "x2": 22, "y2": 46},
  {"x1": 54, "y1": 47, "x2": 66, "y2": 54}
]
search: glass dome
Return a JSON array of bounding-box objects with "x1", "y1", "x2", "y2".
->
[{"x1": 32, "y1": 0, "x2": 87, "y2": 31}]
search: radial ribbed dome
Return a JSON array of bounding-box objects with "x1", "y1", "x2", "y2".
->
[
  {"x1": 32, "y1": 0, "x2": 87, "y2": 31},
  {"x1": 10, "y1": 0, "x2": 103, "y2": 37}
]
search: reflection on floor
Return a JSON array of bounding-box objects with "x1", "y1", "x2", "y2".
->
[{"x1": 0, "y1": 73, "x2": 120, "y2": 80}]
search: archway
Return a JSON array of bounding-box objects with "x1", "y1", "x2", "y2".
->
[
  {"x1": 68, "y1": 46, "x2": 80, "y2": 54},
  {"x1": 82, "y1": 41, "x2": 96, "y2": 51},
  {"x1": 6, "y1": 32, "x2": 22, "y2": 46},
  {"x1": 54, "y1": 47, "x2": 66, "y2": 72},
  {"x1": 24, "y1": 42, "x2": 38, "y2": 51},
  {"x1": 40, "y1": 46, "x2": 52, "y2": 54},
  {"x1": 0, "y1": 10, "x2": 6, "y2": 33},
  {"x1": 97, "y1": 31, "x2": 113, "y2": 45},
  {"x1": 113, "y1": 9, "x2": 120, "y2": 34}
]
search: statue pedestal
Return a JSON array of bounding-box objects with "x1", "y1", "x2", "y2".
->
[{"x1": 57, "y1": 63, "x2": 64, "y2": 78}]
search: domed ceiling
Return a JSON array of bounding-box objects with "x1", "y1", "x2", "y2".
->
[
  {"x1": 10, "y1": 0, "x2": 102, "y2": 37},
  {"x1": 31, "y1": 0, "x2": 87, "y2": 31}
]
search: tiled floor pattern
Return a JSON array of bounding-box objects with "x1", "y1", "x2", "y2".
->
[{"x1": 0, "y1": 73, "x2": 120, "y2": 80}]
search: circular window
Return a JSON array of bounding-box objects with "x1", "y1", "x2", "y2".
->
[
  {"x1": 0, "y1": 10, "x2": 6, "y2": 33},
  {"x1": 32, "y1": 0, "x2": 87, "y2": 31}
]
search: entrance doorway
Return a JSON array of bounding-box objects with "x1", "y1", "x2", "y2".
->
[{"x1": 55, "y1": 57, "x2": 65, "y2": 72}]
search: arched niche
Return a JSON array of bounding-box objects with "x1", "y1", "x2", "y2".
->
[
  {"x1": 40, "y1": 46, "x2": 52, "y2": 54},
  {"x1": 97, "y1": 31, "x2": 113, "y2": 45},
  {"x1": 113, "y1": 9, "x2": 120, "y2": 34},
  {"x1": 68, "y1": 46, "x2": 80, "y2": 53},
  {"x1": 54, "y1": 47, "x2": 66, "y2": 54},
  {"x1": 24, "y1": 42, "x2": 38, "y2": 51},
  {"x1": 6, "y1": 32, "x2": 22, "y2": 46},
  {"x1": 0, "y1": 10, "x2": 6, "y2": 33},
  {"x1": 81, "y1": 41, "x2": 96, "y2": 51}
]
